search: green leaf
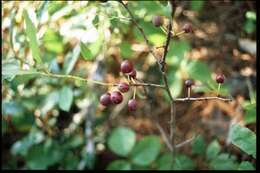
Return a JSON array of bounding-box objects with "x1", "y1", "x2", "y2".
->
[
  {"x1": 80, "y1": 42, "x2": 93, "y2": 60},
  {"x1": 245, "y1": 11, "x2": 256, "y2": 21},
  {"x1": 156, "y1": 153, "x2": 173, "y2": 170},
  {"x1": 40, "y1": 91, "x2": 59, "y2": 117},
  {"x1": 130, "y1": 136, "x2": 161, "y2": 166},
  {"x1": 191, "y1": 135, "x2": 206, "y2": 155},
  {"x1": 167, "y1": 40, "x2": 190, "y2": 66},
  {"x1": 186, "y1": 60, "x2": 212, "y2": 83},
  {"x1": 243, "y1": 102, "x2": 256, "y2": 124},
  {"x1": 43, "y1": 28, "x2": 64, "y2": 54},
  {"x1": 210, "y1": 153, "x2": 238, "y2": 170},
  {"x1": 63, "y1": 44, "x2": 81, "y2": 74},
  {"x1": 207, "y1": 140, "x2": 221, "y2": 160},
  {"x1": 190, "y1": 0, "x2": 204, "y2": 12},
  {"x1": 11, "y1": 127, "x2": 45, "y2": 156},
  {"x1": 26, "y1": 141, "x2": 63, "y2": 169},
  {"x1": 169, "y1": 70, "x2": 183, "y2": 98},
  {"x1": 174, "y1": 155, "x2": 195, "y2": 170},
  {"x1": 58, "y1": 86, "x2": 73, "y2": 112},
  {"x1": 2, "y1": 100, "x2": 24, "y2": 117},
  {"x1": 120, "y1": 42, "x2": 133, "y2": 58},
  {"x1": 106, "y1": 160, "x2": 131, "y2": 170},
  {"x1": 108, "y1": 127, "x2": 136, "y2": 157},
  {"x1": 23, "y1": 10, "x2": 41, "y2": 64},
  {"x1": 238, "y1": 161, "x2": 255, "y2": 170},
  {"x1": 243, "y1": 20, "x2": 255, "y2": 34},
  {"x1": 228, "y1": 124, "x2": 256, "y2": 158}
]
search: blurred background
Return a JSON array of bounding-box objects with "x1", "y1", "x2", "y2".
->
[{"x1": 2, "y1": 1, "x2": 256, "y2": 170}]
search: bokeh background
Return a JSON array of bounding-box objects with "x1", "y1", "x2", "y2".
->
[{"x1": 2, "y1": 1, "x2": 256, "y2": 170}]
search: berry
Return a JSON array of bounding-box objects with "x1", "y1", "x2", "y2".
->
[
  {"x1": 182, "y1": 23, "x2": 193, "y2": 33},
  {"x1": 128, "y1": 99, "x2": 137, "y2": 111},
  {"x1": 129, "y1": 69, "x2": 136, "y2": 79},
  {"x1": 185, "y1": 79, "x2": 193, "y2": 88},
  {"x1": 152, "y1": 15, "x2": 163, "y2": 27},
  {"x1": 118, "y1": 82, "x2": 129, "y2": 93},
  {"x1": 216, "y1": 74, "x2": 225, "y2": 84},
  {"x1": 120, "y1": 60, "x2": 134, "y2": 74},
  {"x1": 110, "y1": 91, "x2": 123, "y2": 104},
  {"x1": 100, "y1": 93, "x2": 111, "y2": 106}
]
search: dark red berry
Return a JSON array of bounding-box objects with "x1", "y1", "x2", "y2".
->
[
  {"x1": 152, "y1": 15, "x2": 163, "y2": 27},
  {"x1": 118, "y1": 82, "x2": 129, "y2": 93},
  {"x1": 185, "y1": 79, "x2": 193, "y2": 88},
  {"x1": 182, "y1": 23, "x2": 193, "y2": 33},
  {"x1": 128, "y1": 99, "x2": 137, "y2": 111},
  {"x1": 110, "y1": 91, "x2": 123, "y2": 104},
  {"x1": 129, "y1": 69, "x2": 136, "y2": 79},
  {"x1": 100, "y1": 93, "x2": 111, "y2": 106},
  {"x1": 120, "y1": 60, "x2": 134, "y2": 74},
  {"x1": 216, "y1": 74, "x2": 225, "y2": 84}
]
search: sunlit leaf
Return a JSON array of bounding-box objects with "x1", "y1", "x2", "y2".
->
[{"x1": 23, "y1": 10, "x2": 41, "y2": 64}]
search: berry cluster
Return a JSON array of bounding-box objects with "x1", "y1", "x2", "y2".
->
[{"x1": 99, "y1": 60, "x2": 137, "y2": 111}]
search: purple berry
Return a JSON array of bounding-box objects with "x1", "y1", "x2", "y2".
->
[
  {"x1": 120, "y1": 60, "x2": 134, "y2": 74},
  {"x1": 216, "y1": 74, "x2": 225, "y2": 84},
  {"x1": 129, "y1": 69, "x2": 136, "y2": 79},
  {"x1": 185, "y1": 79, "x2": 193, "y2": 88},
  {"x1": 110, "y1": 91, "x2": 123, "y2": 104},
  {"x1": 128, "y1": 99, "x2": 137, "y2": 111},
  {"x1": 182, "y1": 23, "x2": 193, "y2": 33},
  {"x1": 152, "y1": 15, "x2": 163, "y2": 27},
  {"x1": 118, "y1": 82, "x2": 129, "y2": 93},
  {"x1": 100, "y1": 93, "x2": 111, "y2": 106}
]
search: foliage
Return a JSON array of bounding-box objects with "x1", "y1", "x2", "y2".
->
[{"x1": 2, "y1": 1, "x2": 256, "y2": 170}]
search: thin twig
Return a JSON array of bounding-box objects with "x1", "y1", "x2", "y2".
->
[
  {"x1": 175, "y1": 136, "x2": 195, "y2": 148},
  {"x1": 174, "y1": 96, "x2": 232, "y2": 102},
  {"x1": 155, "y1": 122, "x2": 173, "y2": 152}
]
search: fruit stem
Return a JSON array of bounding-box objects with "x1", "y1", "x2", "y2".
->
[
  {"x1": 174, "y1": 30, "x2": 185, "y2": 37},
  {"x1": 217, "y1": 83, "x2": 221, "y2": 96},
  {"x1": 188, "y1": 87, "x2": 191, "y2": 98}
]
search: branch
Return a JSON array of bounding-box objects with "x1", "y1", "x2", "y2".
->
[
  {"x1": 15, "y1": 71, "x2": 164, "y2": 88},
  {"x1": 174, "y1": 96, "x2": 232, "y2": 102}
]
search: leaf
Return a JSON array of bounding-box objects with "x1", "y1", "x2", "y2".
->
[
  {"x1": 63, "y1": 44, "x2": 81, "y2": 74},
  {"x1": 26, "y1": 141, "x2": 63, "y2": 169},
  {"x1": 228, "y1": 124, "x2": 256, "y2": 158},
  {"x1": 190, "y1": 0, "x2": 204, "y2": 12},
  {"x1": 11, "y1": 127, "x2": 45, "y2": 156},
  {"x1": 245, "y1": 11, "x2": 256, "y2": 21},
  {"x1": 168, "y1": 69, "x2": 183, "y2": 98},
  {"x1": 58, "y1": 86, "x2": 73, "y2": 112},
  {"x1": 186, "y1": 60, "x2": 212, "y2": 84},
  {"x1": 2, "y1": 59, "x2": 20, "y2": 81},
  {"x1": 207, "y1": 140, "x2": 221, "y2": 160},
  {"x1": 130, "y1": 136, "x2": 161, "y2": 166},
  {"x1": 108, "y1": 127, "x2": 136, "y2": 157},
  {"x1": 156, "y1": 153, "x2": 173, "y2": 170},
  {"x1": 167, "y1": 40, "x2": 190, "y2": 66},
  {"x1": 174, "y1": 154, "x2": 195, "y2": 170},
  {"x1": 243, "y1": 20, "x2": 255, "y2": 34},
  {"x1": 210, "y1": 153, "x2": 238, "y2": 170},
  {"x1": 40, "y1": 91, "x2": 59, "y2": 117},
  {"x1": 238, "y1": 161, "x2": 255, "y2": 170},
  {"x1": 80, "y1": 42, "x2": 93, "y2": 60},
  {"x1": 23, "y1": 10, "x2": 41, "y2": 64},
  {"x1": 243, "y1": 102, "x2": 256, "y2": 124},
  {"x1": 2, "y1": 100, "x2": 24, "y2": 117},
  {"x1": 191, "y1": 135, "x2": 206, "y2": 155},
  {"x1": 43, "y1": 28, "x2": 64, "y2": 53},
  {"x1": 106, "y1": 160, "x2": 131, "y2": 170},
  {"x1": 120, "y1": 42, "x2": 133, "y2": 58}
]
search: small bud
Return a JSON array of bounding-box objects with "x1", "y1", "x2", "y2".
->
[
  {"x1": 152, "y1": 15, "x2": 163, "y2": 27},
  {"x1": 185, "y1": 79, "x2": 193, "y2": 88},
  {"x1": 182, "y1": 23, "x2": 193, "y2": 33},
  {"x1": 216, "y1": 74, "x2": 225, "y2": 84}
]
